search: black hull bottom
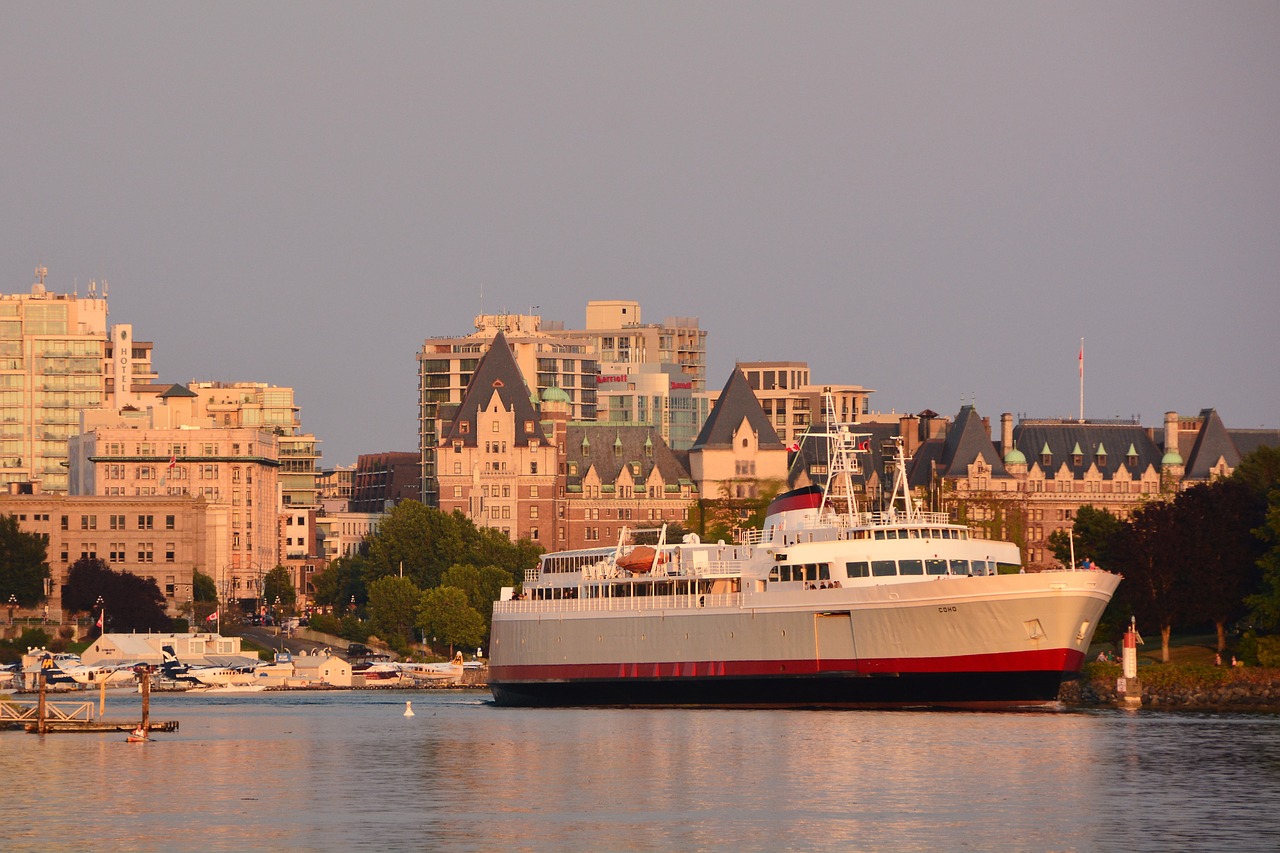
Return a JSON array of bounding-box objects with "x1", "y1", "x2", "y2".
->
[{"x1": 490, "y1": 671, "x2": 1074, "y2": 709}]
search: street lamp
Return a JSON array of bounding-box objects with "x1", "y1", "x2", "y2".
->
[
  {"x1": 95, "y1": 595, "x2": 105, "y2": 636},
  {"x1": 7, "y1": 594, "x2": 15, "y2": 625},
  {"x1": 349, "y1": 595, "x2": 356, "y2": 615},
  {"x1": 274, "y1": 595, "x2": 281, "y2": 635}
]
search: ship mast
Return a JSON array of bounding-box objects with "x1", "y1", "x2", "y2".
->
[{"x1": 812, "y1": 391, "x2": 869, "y2": 525}]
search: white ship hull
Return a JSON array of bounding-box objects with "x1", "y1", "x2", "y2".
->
[{"x1": 490, "y1": 570, "x2": 1118, "y2": 708}]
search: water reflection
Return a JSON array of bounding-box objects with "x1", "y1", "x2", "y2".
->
[{"x1": 3, "y1": 692, "x2": 1278, "y2": 852}]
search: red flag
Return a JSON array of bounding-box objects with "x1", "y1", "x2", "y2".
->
[
  {"x1": 1079, "y1": 344, "x2": 1084, "y2": 378},
  {"x1": 206, "y1": 609, "x2": 218, "y2": 622},
  {"x1": 96, "y1": 613, "x2": 103, "y2": 628}
]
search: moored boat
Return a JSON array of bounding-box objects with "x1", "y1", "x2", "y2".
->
[{"x1": 489, "y1": 402, "x2": 1120, "y2": 709}]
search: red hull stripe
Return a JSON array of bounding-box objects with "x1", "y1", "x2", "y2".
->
[
  {"x1": 490, "y1": 648, "x2": 1086, "y2": 683},
  {"x1": 766, "y1": 486, "x2": 824, "y2": 517}
]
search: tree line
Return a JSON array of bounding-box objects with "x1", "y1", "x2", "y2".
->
[
  {"x1": 1046, "y1": 446, "x2": 1280, "y2": 662},
  {"x1": 305, "y1": 502, "x2": 541, "y2": 657}
]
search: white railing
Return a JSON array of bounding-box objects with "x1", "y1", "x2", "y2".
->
[{"x1": 494, "y1": 592, "x2": 743, "y2": 615}]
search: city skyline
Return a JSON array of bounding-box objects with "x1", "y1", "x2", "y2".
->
[{"x1": 4, "y1": 5, "x2": 1277, "y2": 466}]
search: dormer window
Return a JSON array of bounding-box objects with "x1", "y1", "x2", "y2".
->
[
  {"x1": 460, "y1": 422, "x2": 470, "y2": 434},
  {"x1": 1041, "y1": 442, "x2": 1052, "y2": 468}
]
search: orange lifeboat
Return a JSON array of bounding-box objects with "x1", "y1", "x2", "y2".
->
[{"x1": 616, "y1": 545, "x2": 663, "y2": 574}]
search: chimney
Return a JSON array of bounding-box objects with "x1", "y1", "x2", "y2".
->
[{"x1": 1001, "y1": 413, "x2": 1014, "y2": 457}]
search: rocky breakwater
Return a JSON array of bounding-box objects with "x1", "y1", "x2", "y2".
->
[{"x1": 1061, "y1": 663, "x2": 1280, "y2": 710}]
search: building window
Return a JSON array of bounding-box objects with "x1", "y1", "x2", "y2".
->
[
  {"x1": 165, "y1": 543, "x2": 176, "y2": 562},
  {"x1": 529, "y1": 506, "x2": 539, "y2": 519},
  {"x1": 138, "y1": 543, "x2": 154, "y2": 563},
  {"x1": 81, "y1": 515, "x2": 96, "y2": 530},
  {"x1": 166, "y1": 515, "x2": 176, "y2": 530},
  {"x1": 138, "y1": 515, "x2": 154, "y2": 530}
]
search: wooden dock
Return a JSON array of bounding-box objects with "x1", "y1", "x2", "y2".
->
[
  {"x1": 24, "y1": 719, "x2": 179, "y2": 734},
  {"x1": 3, "y1": 667, "x2": 178, "y2": 735}
]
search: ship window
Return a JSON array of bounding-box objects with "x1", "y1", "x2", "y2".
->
[
  {"x1": 885, "y1": 530, "x2": 898, "y2": 540},
  {"x1": 908, "y1": 528, "x2": 920, "y2": 539},
  {"x1": 847, "y1": 561, "x2": 870, "y2": 578},
  {"x1": 971, "y1": 560, "x2": 990, "y2": 576},
  {"x1": 874, "y1": 530, "x2": 886, "y2": 540},
  {"x1": 769, "y1": 567, "x2": 779, "y2": 581},
  {"x1": 899, "y1": 559, "x2": 924, "y2": 575},
  {"x1": 997, "y1": 562, "x2": 1020, "y2": 575},
  {"x1": 925, "y1": 559, "x2": 948, "y2": 575},
  {"x1": 871, "y1": 560, "x2": 897, "y2": 577},
  {"x1": 950, "y1": 560, "x2": 970, "y2": 575},
  {"x1": 818, "y1": 563, "x2": 830, "y2": 580}
]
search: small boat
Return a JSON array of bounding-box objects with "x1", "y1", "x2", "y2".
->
[
  {"x1": 126, "y1": 727, "x2": 150, "y2": 743},
  {"x1": 616, "y1": 545, "x2": 663, "y2": 574}
]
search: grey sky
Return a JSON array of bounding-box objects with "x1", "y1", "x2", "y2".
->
[{"x1": 4, "y1": 3, "x2": 1277, "y2": 466}]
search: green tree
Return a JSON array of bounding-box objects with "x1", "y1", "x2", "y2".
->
[
  {"x1": 366, "y1": 501, "x2": 464, "y2": 588},
  {"x1": 0, "y1": 514, "x2": 51, "y2": 606},
  {"x1": 417, "y1": 585, "x2": 485, "y2": 656},
  {"x1": 1177, "y1": 480, "x2": 1265, "y2": 650},
  {"x1": 262, "y1": 565, "x2": 297, "y2": 610},
  {"x1": 1111, "y1": 501, "x2": 1185, "y2": 661},
  {"x1": 367, "y1": 576, "x2": 424, "y2": 649},
  {"x1": 441, "y1": 563, "x2": 515, "y2": 638},
  {"x1": 1046, "y1": 505, "x2": 1123, "y2": 569},
  {"x1": 365, "y1": 501, "x2": 540, "y2": 589},
  {"x1": 311, "y1": 555, "x2": 369, "y2": 609},
  {"x1": 193, "y1": 569, "x2": 218, "y2": 601},
  {"x1": 1236, "y1": 445, "x2": 1280, "y2": 631},
  {"x1": 1246, "y1": 496, "x2": 1280, "y2": 630},
  {"x1": 62, "y1": 558, "x2": 171, "y2": 634}
]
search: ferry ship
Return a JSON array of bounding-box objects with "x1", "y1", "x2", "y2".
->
[{"x1": 489, "y1": 403, "x2": 1119, "y2": 708}]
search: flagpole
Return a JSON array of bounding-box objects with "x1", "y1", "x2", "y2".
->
[{"x1": 1078, "y1": 337, "x2": 1085, "y2": 423}]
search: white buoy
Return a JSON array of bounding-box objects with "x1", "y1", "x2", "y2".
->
[{"x1": 404, "y1": 700, "x2": 414, "y2": 717}]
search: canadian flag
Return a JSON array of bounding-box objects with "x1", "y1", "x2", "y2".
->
[
  {"x1": 1079, "y1": 343, "x2": 1084, "y2": 378},
  {"x1": 786, "y1": 442, "x2": 800, "y2": 453},
  {"x1": 168, "y1": 455, "x2": 177, "y2": 471},
  {"x1": 96, "y1": 613, "x2": 103, "y2": 628},
  {"x1": 206, "y1": 609, "x2": 218, "y2": 622},
  {"x1": 858, "y1": 439, "x2": 871, "y2": 451}
]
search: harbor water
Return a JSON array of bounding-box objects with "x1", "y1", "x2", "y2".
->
[{"x1": 3, "y1": 690, "x2": 1278, "y2": 852}]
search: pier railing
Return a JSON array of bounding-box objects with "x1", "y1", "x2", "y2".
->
[{"x1": 0, "y1": 700, "x2": 95, "y2": 723}]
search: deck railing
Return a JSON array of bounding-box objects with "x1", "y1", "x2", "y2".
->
[{"x1": 495, "y1": 592, "x2": 743, "y2": 615}]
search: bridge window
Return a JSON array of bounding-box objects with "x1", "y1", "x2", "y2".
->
[
  {"x1": 846, "y1": 561, "x2": 870, "y2": 578},
  {"x1": 925, "y1": 559, "x2": 948, "y2": 575},
  {"x1": 950, "y1": 560, "x2": 970, "y2": 575},
  {"x1": 899, "y1": 559, "x2": 924, "y2": 575}
]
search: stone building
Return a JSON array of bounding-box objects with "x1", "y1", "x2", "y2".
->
[
  {"x1": 67, "y1": 385, "x2": 281, "y2": 612},
  {"x1": 0, "y1": 486, "x2": 208, "y2": 618},
  {"x1": 433, "y1": 331, "x2": 697, "y2": 551},
  {"x1": 903, "y1": 406, "x2": 1280, "y2": 570}
]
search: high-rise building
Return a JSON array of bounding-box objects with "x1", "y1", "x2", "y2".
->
[
  {"x1": 737, "y1": 361, "x2": 874, "y2": 447},
  {"x1": 0, "y1": 270, "x2": 156, "y2": 493}
]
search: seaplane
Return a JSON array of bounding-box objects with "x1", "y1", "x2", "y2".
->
[{"x1": 158, "y1": 644, "x2": 264, "y2": 688}]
